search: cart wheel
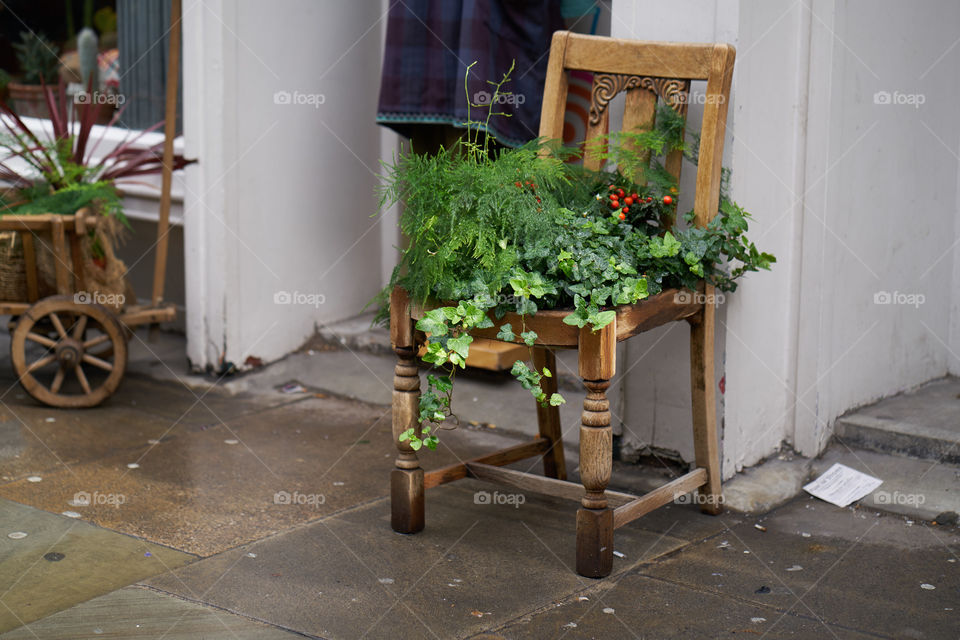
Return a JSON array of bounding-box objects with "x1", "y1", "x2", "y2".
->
[{"x1": 11, "y1": 295, "x2": 128, "y2": 408}]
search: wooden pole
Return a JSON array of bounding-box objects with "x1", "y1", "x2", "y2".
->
[{"x1": 152, "y1": 0, "x2": 182, "y2": 308}]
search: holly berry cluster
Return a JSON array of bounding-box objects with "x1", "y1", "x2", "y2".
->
[{"x1": 605, "y1": 183, "x2": 674, "y2": 223}]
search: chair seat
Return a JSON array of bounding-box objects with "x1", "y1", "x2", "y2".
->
[{"x1": 411, "y1": 286, "x2": 706, "y2": 348}]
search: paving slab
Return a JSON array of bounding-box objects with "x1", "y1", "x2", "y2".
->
[
  {"x1": 0, "y1": 586, "x2": 301, "y2": 640},
  {"x1": 144, "y1": 481, "x2": 695, "y2": 640},
  {"x1": 0, "y1": 499, "x2": 194, "y2": 634},
  {"x1": 0, "y1": 394, "x2": 547, "y2": 557},
  {"x1": 488, "y1": 572, "x2": 879, "y2": 639},
  {"x1": 637, "y1": 497, "x2": 960, "y2": 639}
]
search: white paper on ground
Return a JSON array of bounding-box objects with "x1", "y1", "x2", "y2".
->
[{"x1": 803, "y1": 463, "x2": 882, "y2": 508}]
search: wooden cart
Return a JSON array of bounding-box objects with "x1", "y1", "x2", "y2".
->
[
  {"x1": 2, "y1": 0, "x2": 184, "y2": 409},
  {"x1": 1, "y1": 211, "x2": 176, "y2": 407}
]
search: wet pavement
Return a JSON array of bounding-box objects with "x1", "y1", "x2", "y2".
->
[{"x1": 0, "y1": 334, "x2": 958, "y2": 638}]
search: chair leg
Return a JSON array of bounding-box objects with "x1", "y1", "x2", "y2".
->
[
  {"x1": 389, "y1": 287, "x2": 424, "y2": 533},
  {"x1": 689, "y1": 291, "x2": 723, "y2": 515},
  {"x1": 391, "y1": 345, "x2": 424, "y2": 532},
  {"x1": 576, "y1": 323, "x2": 616, "y2": 578},
  {"x1": 532, "y1": 346, "x2": 566, "y2": 480}
]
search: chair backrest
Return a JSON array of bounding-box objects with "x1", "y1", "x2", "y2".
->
[{"x1": 538, "y1": 32, "x2": 735, "y2": 229}]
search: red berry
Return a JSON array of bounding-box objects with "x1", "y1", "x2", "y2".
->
[
  {"x1": 618, "y1": 212, "x2": 626, "y2": 220},
  {"x1": 609, "y1": 193, "x2": 618, "y2": 200},
  {"x1": 623, "y1": 197, "x2": 634, "y2": 206},
  {"x1": 645, "y1": 197, "x2": 652, "y2": 203},
  {"x1": 609, "y1": 184, "x2": 616, "y2": 190},
  {"x1": 663, "y1": 196, "x2": 673, "y2": 205},
  {"x1": 609, "y1": 200, "x2": 619, "y2": 210},
  {"x1": 631, "y1": 193, "x2": 639, "y2": 200},
  {"x1": 536, "y1": 197, "x2": 541, "y2": 203},
  {"x1": 515, "y1": 181, "x2": 522, "y2": 188},
  {"x1": 617, "y1": 188, "x2": 625, "y2": 198},
  {"x1": 622, "y1": 206, "x2": 630, "y2": 214}
]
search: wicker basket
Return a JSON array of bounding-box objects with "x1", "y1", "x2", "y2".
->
[{"x1": 0, "y1": 215, "x2": 130, "y2": 309}]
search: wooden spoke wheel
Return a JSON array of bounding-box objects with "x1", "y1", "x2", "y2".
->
[{"x1": 11, "y1": 295, "x2": 128, "y2": 408}]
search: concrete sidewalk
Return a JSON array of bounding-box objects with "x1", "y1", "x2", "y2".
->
[{"x1": 0, "y1": 328, "x2": 957, "y2": 638}]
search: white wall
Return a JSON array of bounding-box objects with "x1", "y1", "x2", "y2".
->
[
  {"x1": 612, "y1": 0, "x2": 960, "y2": 477},
  {"x1": 794, "y1": 0, "x2": 960, "y2": 452},
  {"x1": 183, "y1": 0, "x2": 388, "y2": 371}
]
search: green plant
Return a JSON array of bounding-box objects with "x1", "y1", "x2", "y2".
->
[
  {"x1": 378, "y1": 67, "x2": 774, "y2": 453},
  {"x1": 12, "y1": 31, "x2": 60, "y2": 85},
  {"x1": 77, "y1": 27, "x2": 99, "y2": 90}
]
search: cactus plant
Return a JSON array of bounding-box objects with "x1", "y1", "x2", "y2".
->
[{"x1": 77, "y1": 27, "x2": 99, "y2": 91}]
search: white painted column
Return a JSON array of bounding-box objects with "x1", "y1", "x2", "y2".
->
[{"x1": 182, "y1": 0, "x2": 389, "y2": 371}]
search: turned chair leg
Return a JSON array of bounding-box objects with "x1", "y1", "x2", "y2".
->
[
  {"x1": 688, "y1": 289, "x2": 723, "y2": 515},
  {"x1": 576, "y1": 322, "x2": 616, "y2": 578},
  {"x1": 390, "y1": 288, "x2": 424, "y2": 533},
  {"x1": 532, "y1": 346, "x2": 566, "y2": 480}
]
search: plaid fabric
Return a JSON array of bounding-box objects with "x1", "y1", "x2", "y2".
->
[{"x1": 376, "y1": 0, "x2": 565, "y2": 147}]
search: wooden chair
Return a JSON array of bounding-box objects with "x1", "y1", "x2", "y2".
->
[{"x1": 389, "y1": 32, "x2": 735, "y2": 578}]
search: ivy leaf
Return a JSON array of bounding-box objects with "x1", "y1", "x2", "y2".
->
[
  {"x1": 590, "y1": 309, "x2": 617, "y2": 331},
  {"x1": 421, "y1": 342, "x2": 448, "y2": 364},
  {"x1": 430, "y1": 374, "x2": 453, "y2": 393},
  {"x1": 521, "y1": 330, "x2": 537, "y2": 346},
  {"x1": 496, "y1": 323, "x2": 516, "y2": 342},
  {"x1": 563, "y1": 306, "x2": 590, "y2": 328},
  {"x1": 416, "y1": 315, "x2": 447, "y2": 337},
  {"x1": 649, "y1": 231, "x2": 681, "y2": 258},
  {"x1": 542, "y1": 367, "x2": 552, "y2": 378},
  {"x1": 440, "y1": 306, "x2": 462, "y2": 324},
  {"x1": 515, "y1": 297, "x2": 538, "y2": 315},
  {"x1": 549, "y1": 393, "x2": 565, "y2": 406}
]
